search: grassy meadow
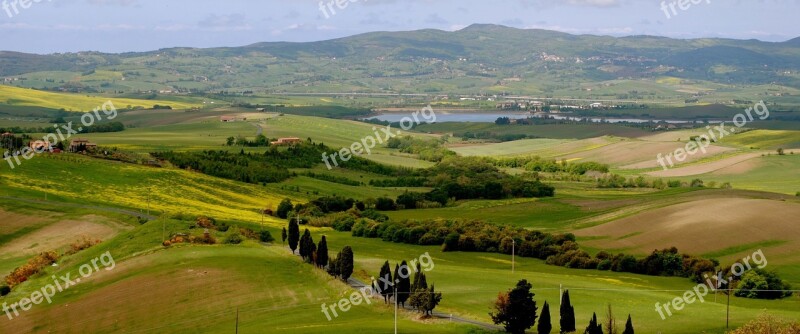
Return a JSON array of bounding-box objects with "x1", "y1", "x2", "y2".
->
[{"x1": 2, "y1": 105, "x2": 800, "y2": 334}]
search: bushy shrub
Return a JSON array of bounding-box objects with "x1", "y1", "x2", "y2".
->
[
  {"x1": 224, "y1": 232, "x2": 244, "y2": 244},
  {"x1": 736, "y1": 270, "x2": 793, "y2": 299},
  {"x1": 0, "y1": 285, "x2": 10, "y2": 296},
  {"x1": 65, "y1": 237, "x2": 101, "y2": 256},
  {"x1": 728, "y1": 313, "x2": 800, "y2": 334},
  {"x1": 332, "y1": 216, "x2": 356, "y2": 231},
  {"x1": 5, "y1": 251, "x2": 60, "y2": 287},
  {"x1": 259, "y1": 230, "x2": 275, "y2": 243}
]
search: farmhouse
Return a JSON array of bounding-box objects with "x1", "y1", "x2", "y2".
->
[
  {"x1": 69, "y1": 138, "x2": 97, "y2": 152},
  {"x1": 270, "y1": 137, "x2": 302, "y2": 146},
  {"x1": 29, "y1": 140, "x2": 55, "y2": 152}
]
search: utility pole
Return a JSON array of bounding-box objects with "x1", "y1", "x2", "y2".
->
[
  {"x1": 147, "y1": 187, "x2": 151, "y2": 217},
  {"x1": 726, "y1": 287, "x2": 731, "y2": 330},
  {"x1": 236, "y1": 307, "x2": 239, "y2": 334},
  {"x1": 512, "y1": 239, "x2": 515, "y2": 274},
  {"x1": 394, "y1": 284, "x2": 398, "y2": 334}
]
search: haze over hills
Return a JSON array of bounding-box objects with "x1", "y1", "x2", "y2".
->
[{"x1": 2, "y1": 24, "x2": 800, "y2": 98}]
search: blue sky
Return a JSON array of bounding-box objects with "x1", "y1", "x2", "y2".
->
[{"x1": 1, "y1": 0, "x2": 798, "y2": 54}]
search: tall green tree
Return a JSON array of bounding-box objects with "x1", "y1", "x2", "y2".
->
[
  {"x1": 560, "y1": 290, "x2": 576, "y2": 334},
  {"x1": 584, "y1": 312, "x2": 603, "y2": 334},
  {"x1": 396, "y1": 260, "x2": 412, "y2": 307},
  {"x1": 316, "y1": 235, "x2": 328, "y2": 268},
  {"x1": 288, "y1": 220, "x2": 300, "y2": 254},
  {"x1": 490, "y1": 279, "x2": 538, "y2": 334},
  {"x1": 281, "y1": 227, "x2": 287, "y2": 245},
  {"x1": 277, "y1": 198, "x2": 293, "y2": 219},
  {"x1": 622, "y1": 315, "x2": 633, "y2": 334},
  {"x1": 299, "y1": 229, "x2": 311, "y2": 260},
  {"x1": 538, "y1": 301, "x2": 552, "y2": 334},
  {"x1": 327, "y1": 255, "x2": 338, "y2": 277},
  {"x1": 338, "y1": 246, "x2": 354, "y2": 281},
  {"x1": 412, "y1": 263, "x2": 427, "y2": 291},
  {"x1": 424, "y1": 284, "x2": 442, "y2": 316},
  {"x1": 378, "y1": 261, "x2": 394, "y2": 303}
]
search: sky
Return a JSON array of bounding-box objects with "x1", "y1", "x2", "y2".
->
[{"x1": 0, "y1": 0, "x2": 798, "y2": 54}]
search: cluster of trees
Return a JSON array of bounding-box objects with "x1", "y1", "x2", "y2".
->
[
  {"x1": 373, "y1": 261, "x2": 442, "y2": 315},
  {"x1": 462, "y1": 131, "x2": 530, "y2": 142},
  {"x1": 491, "y1": 281, "x2": 634, "y2": 334},
  {"x1": 0, "y1": 121, "x2": 124, "y2": 135},
  {"x1": 386, "y1": 136, "x2": 456, "y2": 162},
  {"x1": 596, "y1": 174, "x2": 718, "y2": 189},
  {"x1": 284, "y1": 219, "x2": 354, "y2": 281},
  {"x1": 733, "y1": 269, "x2": 793, "y2": 299},
  {"x1": 490, "y1": 156, "x2": 609, "y2": 175},
  {"x1": 347, "y1": 218, "x2": 793, "y2": 291},
  {"x1": 372, "y1": 157, "x2": 556, "y2": 203},
  {"x1": 225, "y1": 135, "x2": 270, "y2": 147},
  {"x1": 154, "y1": 141, "x2": 413, "y2": 185},
  {"x1": 82, "y1": 121, "x2": 125, "y2": 133}
]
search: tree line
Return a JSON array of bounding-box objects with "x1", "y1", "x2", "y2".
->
[
  {"x1": 283, "y1": 219, "x2": 354, "y2": 282},
  {"x1": 491, "y1": 280, "x2": 635, "y2": 334}
]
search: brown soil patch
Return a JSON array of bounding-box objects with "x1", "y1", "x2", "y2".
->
[
  {"x1": 712, "y1": 158, "x2": 762, "y2": 175},
  {"x1": 0, "y1": 210, "x2": 50, "y2": 236},
  {"x1": 567, "y1": 140, "x2": 733, "y2": 167},
  {"x1": 0, "y1": 215, "x2": 130, "y2": 256},
  {"x1": 576, "y1": 198, "x2": 800, "y2": 257},
  {"x1": 646, "y1": 152, "x2": 762, "y2": 177}
]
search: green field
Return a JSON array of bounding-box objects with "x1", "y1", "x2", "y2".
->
[
  {"x1": 2, "y1": 107, "x2": 800, "y2": 334},
  {"x1": 0, "y1": 85, "x2": 204, "y2": 112}
]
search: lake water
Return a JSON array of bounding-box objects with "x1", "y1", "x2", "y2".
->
[{"x1": 367, "y1": 112, "x2": 698, "y2": 124}]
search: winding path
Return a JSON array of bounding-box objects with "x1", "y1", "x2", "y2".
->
[{"x1": 283, "y1": 245, "x2": 502, "y2": 332}]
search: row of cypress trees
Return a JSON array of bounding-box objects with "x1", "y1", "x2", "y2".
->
[{"x1": 491, "y1": 281, "x2": 635, "y2": 334}]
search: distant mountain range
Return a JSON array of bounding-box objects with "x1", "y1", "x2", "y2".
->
[{"x1": 2, "y1": 24, "x2": 799, "y2": 96}]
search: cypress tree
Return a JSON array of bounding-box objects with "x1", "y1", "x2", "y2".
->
[
  {"x1": 378, "y1": 261, "x2": 393, "y2": 303},
  {"x1": 281, "y1": 227, "x2": 287, "y2": 245},
  {"x1": 622, "y1": 315, "x2": 634, "y2": 334},
  {"x1": 584, "y1": 312, "x2": 603, "y2": 334},
  {"x1": 560, "y1": 290, "x2": 576, "y2": 334},
  {"x1": 338, "y1": 246, "x2": 354, "y2": 281},
  {"x1": 287, "y1": 220, "x2": 299, "y2": 254},
  {"x1": 538, "y1": 301, "x2": 552, "y2": 334},
  {"x1": 316, "y1": 236, "x2": 328, "y2": 268},
  {"x1": 396, "y1": 260, "x2": 412, "y2": 307},
  {"x1": 299, "y1": 229, "x2": 310, "y2": 259}
]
